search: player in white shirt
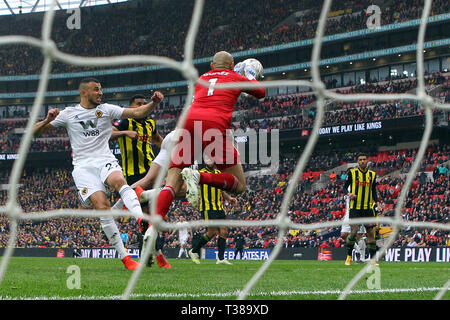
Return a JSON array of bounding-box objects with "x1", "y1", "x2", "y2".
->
[
  {"x1": 33, "y1": 78, "x2": 164, "y2": 270},
  {"x1": 170, "y1": 215, "x2": 192, "y2": 259}
]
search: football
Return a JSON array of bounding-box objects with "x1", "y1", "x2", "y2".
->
[
  {"x1": 244, "y1": 58, "x2": 264, "y2": 79},
  {"x1": 243, "y1": 58, "x2": 264, "y2": 79}
]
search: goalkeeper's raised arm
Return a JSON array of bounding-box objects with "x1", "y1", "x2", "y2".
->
[{"x1": 233, "y1": 59, "x2": 265, "y2": 99}]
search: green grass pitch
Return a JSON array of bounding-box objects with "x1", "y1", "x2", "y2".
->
[{"x1": 0, "y1": 257, "x2": 448, "y2": 300}]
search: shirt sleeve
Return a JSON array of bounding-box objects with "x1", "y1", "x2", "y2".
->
[
  {"x1": 103, "y1": 103, "x2": 124, "y2": 120},
  {"x1": 372, "y1": 173, "x2": 379, "y2": 203},
  {"x1": 246, "y1": 79, "x2": 266, "y2": 99},
  {"x1": 234, "y1": 72, "x2": 266, "y2": 99},
  {"x1": 343, "y1": 169, "x2": 352, "y2": 191}
]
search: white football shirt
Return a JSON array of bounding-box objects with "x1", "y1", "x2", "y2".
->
[
  {"x1": 177, "y1": 221, "x2": 189, "y2": 240},
  {"x1": 50, "y1": 103, "x2": 124, "y2": 166}
]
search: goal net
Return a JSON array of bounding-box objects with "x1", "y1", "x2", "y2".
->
[{"x1": 0, "y1": 0, "x2": 449, "y2": 300}]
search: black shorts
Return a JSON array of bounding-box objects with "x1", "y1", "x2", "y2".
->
[
  {"x1": 349, "y1": 208, "x2": 377, "y2": 228},
  {"x1": 156, "y1": 234, "x2": 165, "y2": 251},
  {"x1": 125, "y1": 173, "x2": 147, "y2": 186},
  {"x1": 201, "y1": 210, "x2": 226, "y2": 221}
]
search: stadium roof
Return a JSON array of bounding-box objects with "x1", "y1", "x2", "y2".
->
[{"x1": 0, "y1": 0, "x2": 128, "y2": 16}]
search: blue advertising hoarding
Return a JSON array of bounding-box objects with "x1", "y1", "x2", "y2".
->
[{"x1": 205, "y1": 248, "x2": 271, "y2": 260}]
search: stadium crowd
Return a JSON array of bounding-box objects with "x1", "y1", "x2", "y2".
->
[
  {"x1": 0, "y1": 0, "x2": 448, "y2": 255},
  {"x1": 1, "y1": 71, "x2": 448, "y2": 154},
  {"x1": 0, "y1": 143, "x2": 448, "y2": 250},
  {"x1": 0, "y1": 0, "x2": 447, "y2": 75}
]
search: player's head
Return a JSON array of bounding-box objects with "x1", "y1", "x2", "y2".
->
[
  {"x1": 129, "y1": 94, "x2": 147, "y2": 108},
  {"x1": 79, "y1": 77, "x2": 102, "y2": 107},
  {"x1": 211, "y1": 51, "x2": 234, "y2": 70},
  {"x1": 356, "y1": 152, "x2": 369, "y2": 170}
]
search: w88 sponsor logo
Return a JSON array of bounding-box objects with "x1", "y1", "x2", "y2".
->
[{"x1": 82, "y1": 129, "x2": 100, "y2": 137}]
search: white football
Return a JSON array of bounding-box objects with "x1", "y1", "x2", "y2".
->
[{"x1": 243, "y1": 58, "x2": 264, "y2": 80}]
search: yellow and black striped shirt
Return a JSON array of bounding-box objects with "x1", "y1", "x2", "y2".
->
[
  {"x1": 114, "y1": 118, "x2": 157, "y2": 178},
  {"x1": 344, "y1": 167, "x2": 379, "y2": 210},
  {"x1": 199, "y1": 167, "x2": 224, "y2": 213}
]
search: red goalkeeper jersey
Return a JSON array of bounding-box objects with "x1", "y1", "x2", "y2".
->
[{"x1": 187, "y1": 69, "x2": 266, "y2": 128}]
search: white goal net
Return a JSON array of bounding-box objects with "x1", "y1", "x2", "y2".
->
[{"x1": 0, "y1": 0, "x2": 449, "y2": 300}]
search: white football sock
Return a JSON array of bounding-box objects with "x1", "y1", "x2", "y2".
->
[
  {"x1": 100, "y1": 217, "x2": 128, "y2": 260},
  {"x1": 119, "y1": 185, "x2": 143, "y2": 218},
  {"x1": 358, "y1": 239, "x2": 367, "y2": 260},
  {"x1": 111, "y1": 198, "x2": 124, "y2": 210}
]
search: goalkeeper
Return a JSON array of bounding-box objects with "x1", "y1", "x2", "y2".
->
[{"x1": 144, "y1": 51, "x2": 265, "y2": 253}]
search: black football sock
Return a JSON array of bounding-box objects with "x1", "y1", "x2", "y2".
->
[
  {"x1": 217, "y1": 236, "x2": 227, "y2": 260},
  {"x1": 193, "y1": 233, "x2": 211, "y2": 253},
  {"x1": 368, "y1": 242, "x2": 377, "y2": 260},
  {"x1": 346, "y1": 234, "x2": 356, "y2": 257}
]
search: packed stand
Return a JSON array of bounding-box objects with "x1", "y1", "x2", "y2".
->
[
  {"x1": 0, "y1": 0, "x2": 447, "y2": 75},
  {"x1": 0, "y1": 142, "x2": 448, "y2": 250},
  {"x1": 3, "y1": 71, "x2": 448, "y2": 154}
]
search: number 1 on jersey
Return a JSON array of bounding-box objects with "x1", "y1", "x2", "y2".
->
[{"x1": 207, "y1": 78, "x2": 218, "y2": 96}]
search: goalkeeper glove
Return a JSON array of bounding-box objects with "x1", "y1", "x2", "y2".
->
[
  {"x1": 233, "y1": 62, "x2": 245, "y2": 75},
  {"x1": 243, "y1": 65, "x2": 257, "y2": 80}
]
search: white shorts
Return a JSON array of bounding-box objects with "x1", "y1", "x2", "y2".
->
[
  {"x1": 153, "y1": 130, "x2": 176, "y2": 167},
  {"x1": 152, "y1": 148, "x2": 168, "y2": 167},
  {"x1": 179, "y1": 235, "x2": 189, "y2": 245},
  {"x1": 72, "y1": 158, "x2": 123, "y2": 207}
]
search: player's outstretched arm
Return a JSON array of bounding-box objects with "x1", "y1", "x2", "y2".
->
[
  {"x1": 234, "y1": 63, "x2": 266, "y2": 99},
  {"x1": 121, "y1": 91, "x2": 164, "y2": 120},
  {"x1": 110, "y1": 126, "x2": 138, "y2": 140},
  {"x1": 241, "y1": 70, "x2": 266, "y2": 99},
  {"x1": 245, "y1": 80, "x2": 266, "y2": 99},
  {"x1": 33, "y1": 108, "x2": 58, "y2": 137}
]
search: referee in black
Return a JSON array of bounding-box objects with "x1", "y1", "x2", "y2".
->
[
  {"x1": 343, "y1": 152, "x2": 382, "y2": 266},
  {"x1": 189, "y1": 156, "x2": 238, "y2": 265}
]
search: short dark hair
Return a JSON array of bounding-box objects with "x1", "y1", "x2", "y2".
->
[
  {"x1": 357, "y1": 152, "x2": 368, "y2": 159},
  {"x1": 79, "y1": 77, "x2": 100, "y2": 89},
  {"x1": 129, "y1": 94, "x2": 146, "y2": 106}
]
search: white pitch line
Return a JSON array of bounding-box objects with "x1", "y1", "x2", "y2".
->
[{"x1": 0, "y1": 287, "x2": 447, "y2": 300}]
